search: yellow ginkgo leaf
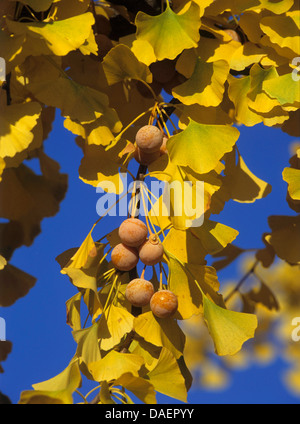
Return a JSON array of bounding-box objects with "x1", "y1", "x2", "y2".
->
[
  {"x1": 64, "y1": 268, "x2": 100, "y2": 303},
  {"x1": 257, "y1": 0, "x2": 294, "y2": 14},
  {"x1": 0, "y1": 102, "x2": 41, "y2": 160},
  {"x1": 266, "y1": 215, "x2": 300, "y2": 264},
  {"x1": 0, "y1": 255, "x2": 7, "y2": 270},
  {"x1": 134, "y1": 311, "x2": 185, "y2": 360},
  {"x1": 18, "y1": 56, "x2": 120, "y2": 126},
  {"x1": 6, "y1": 13, "x2": 95, "y2": 57},
  {"x1": 238, "y1": 11, "x2": 264, "y2": 44},
  {"x1": 73, "y1": 323, "x2": 102, "y2": 377},
  {"x1": 135, "y1": 1, "x2": 201, "y2": 61},
  {"x1": 196, "y1": 36, "x2": 241, "y2": 64},
  {"x1": 260, "y1": 11, "x2": 300, "y2": 56},
  {"x1": 167, "y1": 253, "x2": 223, "y2": 319},
  {"x1": 176, "y1": 102, "x2": 233, "y2": 127},
  {"x1": 113, "y1": 372, "x2": 157, "y2": 404},
  {"x1": 66, "y1": 292, "x2": 82, "y2": 332},
  {"x1": 145, "y1": 347, "x2": 188, "y2": 403},
  {"x1": 205, "y1": 0, "x2": 293, "y2": 16},
  {"x1": 99, "y1": 304, "x2": 134, "y2": 351},
  {"x1": 173, "y1": 53, "x2": 229, "y2": 107},
  {"x1": 0, "y1": 263, "x2": 36, "y2": 307},
  {"x1": 166, "y1": 119, "x2": 240, "y2": 175},
  {"x1": 61, "y1": 224, "x2": 96, "y2": 273},
  {"x1": 282, "y1": 167, "x2": 300, "y2": 200},
  {"x1": 172, "y1": 0, "x2": 214, "y2": 17},
  {"x1": 229, "y1": 42, "x2": 267, "y2": 71},
  {"x1": 88, "y1": 351, "x2": 145, "y2": 382},
  {"x1": 247, "y1": 64, "x2": 280, "y2": 114},
  {"x1": 78, "y1": 141, "x2": 128, "y2": 194},
  {"x1": 228, "y1": 74, "x2": 263, "y2": 127},
  {"x1": 102, "y1": 44, "x2": 152, "y2": 86},
  {"x1": 163, "y1": 227, "x2": 213, "y2": 265},
  {"x1": 222, "y1": 148, "x2": 272, "y2": 203},
  {"x1": 148, "y1": 160, "x2": 219, "y2": 230},
  {"x1": 202, "y1": 294, "x2": 258, "y2": 356},
  {"x1": 0, "y1": 26, "x2": 26, "y2": 71},
  {"x1": 191, "y1": 219, "x2": 239, "y2": 255},
  {"x1": 19, "y1": 357, "x2": 82, "y2": 404},
  {"x1": 131, "y1": 39, "x2": 158, "y2": 66}
]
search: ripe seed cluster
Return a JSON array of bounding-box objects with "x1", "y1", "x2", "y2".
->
[
  {"x1": 111, "y1": 125, "x2": 178, "y2": 318},
  {"x1": 111, "y1": 217, "x2": 178, "y2": 318}
]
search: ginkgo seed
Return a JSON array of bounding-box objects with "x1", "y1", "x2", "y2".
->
[
  {"x1": 134, "y1": 146, "x2": 161, "y2": 166},
  {"x1": 111, "y1": 243, "x2": 139, "y2": 271},
  {"x1": 223, "y1": 29, "x2": 242, "y2": 43},
  {"x1": 135, "y1": 125, "x2": 164, "y2": 153},
  {"x1": 138, "y1": 235, "x2": 164, "y2": 266},
  {"x1": 150, "y1": 290, "x2": 178, "y2": 318},
  {"x1": 118, "y1": 217, "x2": 148, "y2": 248},
  {"x1": 125, "y1": 278, "x2": 154, "y2": 307}
]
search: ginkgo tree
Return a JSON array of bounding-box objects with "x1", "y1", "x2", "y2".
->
[{"x1": 0, "y1": 0, "x2": 299, "y2": 404}]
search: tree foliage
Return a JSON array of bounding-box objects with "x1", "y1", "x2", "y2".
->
[{"x1": 0, "y1": 0, "x2": 299, "y2": 404}]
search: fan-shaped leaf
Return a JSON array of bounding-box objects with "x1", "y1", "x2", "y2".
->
[{"x1": 135, "y1": 1, "x2": 201, "y2": 61}]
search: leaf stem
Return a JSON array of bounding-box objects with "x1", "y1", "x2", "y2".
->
[
  {"x1": 85, "y1": 385, "x2": 101, "y2": 400},
  {"x1": 75, "y1": 390, "x2": 88, "y2": 404}
]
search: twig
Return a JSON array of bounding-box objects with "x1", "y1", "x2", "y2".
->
[{"x1": 224, "y1": 259, "x2": 259, "y2": 303}]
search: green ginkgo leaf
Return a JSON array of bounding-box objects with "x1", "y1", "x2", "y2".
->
[
  {"x1": 167, "y1": 120, "x2": 240, "y2": 174},
  {"x1": 102, "y1": 44, "x2": 152, "y2": 85},
  {"x1": 202, "y1": 294, "x2": 258, "y2": 356},
  {"x1": 262, "y1": 72, "x2": 300, "y2": 106},
  {"x1": 135, "y1": 1, "x2": 201, "y2": 61}
]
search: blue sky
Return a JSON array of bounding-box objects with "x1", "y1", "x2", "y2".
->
[{"x1": 1, "y1": 107, "x2": 300, "y2": 405}]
